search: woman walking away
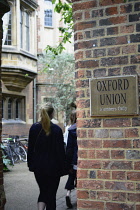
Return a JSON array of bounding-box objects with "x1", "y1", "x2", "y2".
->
[
  {"x1": 27, "y1": 103, "x2": 66, "y2": 210},
  {"x1": 65, "y1": 109, "x2": 78, "y2": 208}
]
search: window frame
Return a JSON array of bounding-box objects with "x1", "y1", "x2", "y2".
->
[
  {"x1": 20, "y1": 9, "x2": 23, "y2": 48},
  {"x1": 44, "y1": 9, "x2": 53, "y2": 27},
  {"x1": 8, "y1": 98, "x2": 12, "y2": 119},
  {"x1": 25, "y1": 11, "x2": 30, "y2": 51},
  {"x1": 44, "y1": 0, "x2": 53, "y2": 27},
  {"x1": 2, "y1": 95, "x2": 25, "y2": 122},
  {"x1": 20, "y1": 8, "x2": 30, "y2": 52},
  {"x1": 3, "y1": 10, "x2": 12, "y2": 45},
  {"x1": 2, "y1": 99, "x2": 4, "y2": 119},
  {"x1": 16, "y1": 99, "x2": 20, "y2": 119}
]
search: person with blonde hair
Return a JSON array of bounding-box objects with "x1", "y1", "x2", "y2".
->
[{"x1": 27, "y1": 103, "x2": 66, "y2": 210}]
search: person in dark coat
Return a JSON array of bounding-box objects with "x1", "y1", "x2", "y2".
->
[
  {"x1": 65, "y1": 109, "x2": 78, "y2": 208},
  {"x1": 27, "y1": 103, "x2": 66, "y2": 210}
]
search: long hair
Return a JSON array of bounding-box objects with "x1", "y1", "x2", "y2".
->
[{"x1": 40, "y1": 103, "x2": 54, "y2": 135}]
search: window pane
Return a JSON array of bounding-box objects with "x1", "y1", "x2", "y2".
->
[
  {"x1": 25, "y1": 12, "x2": 30, "y2": 51},
  {"x1": 20, "y1": 10, "x2": 23, "y2": 48},
  {"x1": 4, "y1": 11, "x2": 12, "y2": 45},
  {"x1": 44, "y1": 0, "x2": 52, "y2": 4},
  {"x1": 44, "y1": 9, "x2": 52, "y2": 26},
  {"x1": 2, "y1": 100, "x2": 4, "y2": 118},
  {"x1": 16, "y1": 100, "x2": 19, "y2": 118},
  {"x1": 8, "y1": 99, "x2": 12, "y2": 119}
]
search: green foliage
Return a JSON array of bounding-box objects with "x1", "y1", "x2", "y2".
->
[
  {"x1": 0, "y1": 144, "x2": 12, "y2": 171},
  {"x1": 3, "y1": 156, "x2": 11, "y2": 171},
  {"x1": 46, "y1": 0, "x2": 73, "y2": 56},
  {"x1": 38, "y1": 51, "x2": 76, "y2": 124}
]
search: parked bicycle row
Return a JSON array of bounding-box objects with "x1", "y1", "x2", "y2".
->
[{"x1": 1, "y1": 135, "x2": 28, "y2": 170}]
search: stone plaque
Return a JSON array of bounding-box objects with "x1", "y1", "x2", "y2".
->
[{"x1": 90, "y1": 75, "x2": 139, "y2": 116}]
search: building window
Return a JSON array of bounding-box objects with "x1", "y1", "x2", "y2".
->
[
  {"x1": 44, "y1": 10, "x2": 52, "y2": 27},
  {"x1": 2, "y1": 95, "x2": 25, "y2": 122},
  {"x1": 25, "y1": 12, "x2": 30, "y2": 51},
  {"x1": 44, "y1": 0, "x2": 53, "y2": 27},
  {"x1": 16, "y1": 100, "x2": 19, "y2": 118},
  {"x1": 8, "y1": 99, "x2": 12, "y2": 119},
  {"x1": 20, "y1": 10, "x2": 23, "y2": 48},
  {"x1": 43, "y1": 97, "x2": 53, "y2": 104},
  {"x1": 2, "y1": 11, "x2": 12, "y2": 45},
  {"x1": 2, "y1": 100, "x2": 4, "y2": 118},
  {"x1": 20, "y1": 9, "x2": 30, "y2": 51}
]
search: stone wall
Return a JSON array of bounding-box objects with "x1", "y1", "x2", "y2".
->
[
  {"x1": 73, "y1": 0, "x2": 140, "y2": 209},
  {"x1": 0, "y1": 1, "x2": 10, "y2": 209}
]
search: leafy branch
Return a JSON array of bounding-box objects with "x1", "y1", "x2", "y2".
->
[
  {"x1": 38, "y1": 51, "x2": 76, "y2": 124},
  {"x1": 45, "y1": 0, "x2": 73, "y2": 55}
]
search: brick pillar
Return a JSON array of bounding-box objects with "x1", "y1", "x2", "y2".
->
[
  {"x1": 0, "y1": 1, "x2": 10, "y2": 209},
  {"x1": 73, "y1": 0, "x2": 140, "y2": 209}
]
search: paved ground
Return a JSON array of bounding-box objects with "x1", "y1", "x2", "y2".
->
[{"x1": 3, "y1": 162, "x2": 77, "y2": 210}]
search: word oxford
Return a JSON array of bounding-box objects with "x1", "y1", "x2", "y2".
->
[{"x1": 97, "y1": 78, "x2": 129, "y2": 106}]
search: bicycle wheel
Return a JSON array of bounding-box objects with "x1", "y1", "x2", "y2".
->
[
  {"x1": 9, "y1": 144, "x2": 20, "y2": 163},
  {"x1": 19, "y1": 146, "x2": 27, "y2": 161},
  {"x1": 11, "y1": 150, "x2": 19, "y2": 163}
]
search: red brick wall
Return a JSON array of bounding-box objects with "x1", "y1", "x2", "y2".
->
[
  {"x1": 73, "y1": 0, "x2": 140, "y2": 209},
  {"x1": 2, "y1": 124, "x2": 31, "y2": 137}
]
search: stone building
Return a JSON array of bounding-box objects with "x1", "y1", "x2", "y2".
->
[
  {"x1": 1, "y1": 0, "x2": 38, "y2": 137},
  {"x1": 0, "y1": 0, "x2": 73, "y2": 208},
  {"x1": 1, "y1": 0, "x2": 74, "y2": 135},
  {"x1": 0, "y1": 1, "x2": 10, "y2": 209},
  {"x1": 1, "y1": 0, "x2": 74, "y2": 136}
]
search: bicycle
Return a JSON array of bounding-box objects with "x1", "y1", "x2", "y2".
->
[
  {"x1": 1, "y1": 138, "x2": 19, "y2": 167},
  {"x1": 9, "y1": 136, "x2": 27, "y2": 162},
  {"x1": 17, "y1": 136, "x2": 28, "y2": 152}
]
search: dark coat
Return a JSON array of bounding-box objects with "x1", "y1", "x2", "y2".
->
[
  {"x1": 27, "y1": 122, "x2": 66, "y2": 177},
  {"x1": 66, "y1": 123, "x2": 78, "y2": 167}
]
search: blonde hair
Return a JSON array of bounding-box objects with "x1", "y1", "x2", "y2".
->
[{"x1": 40, "y1": 103, "x2": 54, "y2": 135}]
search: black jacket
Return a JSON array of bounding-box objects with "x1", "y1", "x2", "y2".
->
[
  {"x1": 66, "y1": 123, "x2": 78, "y2": 167},
  {"x1": 27, "y1": 122, "x2": 66, "y2": 177}
]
